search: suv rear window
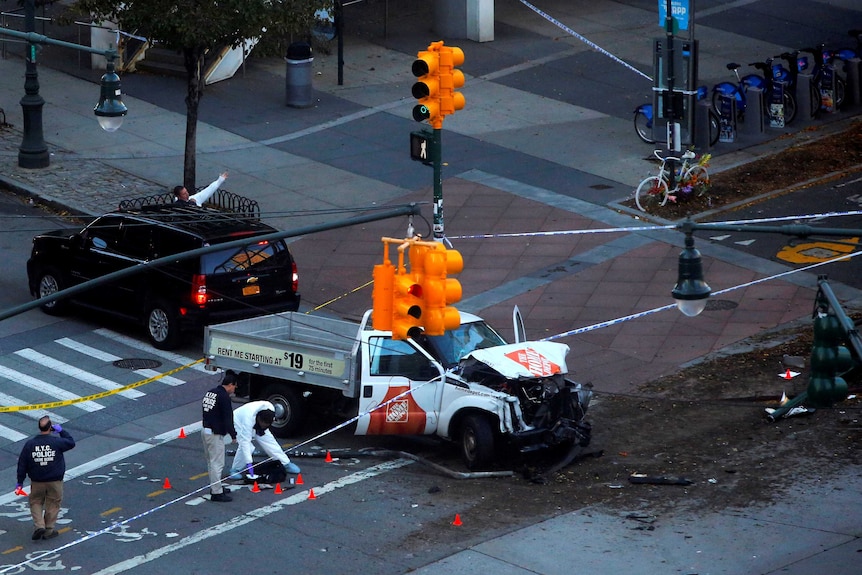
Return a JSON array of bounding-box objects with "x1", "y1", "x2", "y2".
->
[{"x1": 201, "y1": 239, "x2": 292, "y2": 275}]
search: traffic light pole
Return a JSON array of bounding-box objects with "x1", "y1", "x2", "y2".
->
[{"x1": 432, "y1": 127, "x2": 444, "y2": 240}]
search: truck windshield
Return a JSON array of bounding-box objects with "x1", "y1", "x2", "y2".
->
[{"x1": 425, "y1": 321, "x2": 507, "y2": 368}]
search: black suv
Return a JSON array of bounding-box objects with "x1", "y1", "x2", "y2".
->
[{"x1": 27, "y1": 203, "x2": 300, "y2": 349}]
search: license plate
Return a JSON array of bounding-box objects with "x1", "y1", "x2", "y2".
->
[{"x1": 242, "y1": 285, "x2": 260, "y2": 296}]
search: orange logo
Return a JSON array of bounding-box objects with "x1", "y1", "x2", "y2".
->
[{"x1": 504, "y1": 348, "x2": 561, "y2": 377}]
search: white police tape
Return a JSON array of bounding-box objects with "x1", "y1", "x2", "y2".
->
[
  {"x1": 541, "y1": 244, "x2": 862, "y2": 342},
  {"x1": 518, "y1": 0, "x2": 653, "y2": 82}
]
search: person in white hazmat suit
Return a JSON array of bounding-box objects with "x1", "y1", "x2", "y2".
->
[{"x1": 229, "y1": 401, "x2": 300, "y2": 479}]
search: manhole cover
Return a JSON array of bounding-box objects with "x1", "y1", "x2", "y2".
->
[
  {"x1": 113, "y1": 358, "x2": 162, "y2": 370},
  {"x1": 704, "y1": 299, "x2": 738, "y2": 311}
]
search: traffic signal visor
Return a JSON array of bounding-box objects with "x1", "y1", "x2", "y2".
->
[
  {"x1": 392, "y1": 274, "x2": 424, "y2": 340},
  {"x1": 372, "y1": 261, "x2": 395, "y2": 331}
]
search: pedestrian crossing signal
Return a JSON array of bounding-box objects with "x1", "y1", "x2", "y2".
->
[{"x1": 410, "y1": 130, "x2": 434, "y2": 165}]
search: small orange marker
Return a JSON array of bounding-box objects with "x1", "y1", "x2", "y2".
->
[
  {"x1": 252, "y1": 481, "x2": 261, "y2": 493},
  {"x1": 452, "y1": 514, "x2": 462, "y2": 526},
  {"x1": 178, "y1": 428, "x2": 186, "y2": 439},
  {"x1": 308, "y1": 488, "x2": 316, "y2": 500},
  {"x1": 274, "y1": 483, "x2": 283, "y2": 494},
  {"x1": 163, "y1": 478, "x2": 172, "y2": 489},
  {"x1": 325, "y1": 451, "x2": 333, "y2": 463},
  {"x1": 784, "y1": 369, "x2": 793, "y2": 380},
  {"x1": 296, "y1": 473, "x2": 304, "y2": 485}
]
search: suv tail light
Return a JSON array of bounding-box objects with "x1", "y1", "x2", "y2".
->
[
  {"x1": 191, "y1": 274, "x2": 208, "y2": 306},
  {"x1": 292, "y1": 261, "x2": 299, "y2": 293}
]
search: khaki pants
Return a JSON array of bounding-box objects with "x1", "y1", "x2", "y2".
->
[
  {"x1": 202, "y1": 430, "x2": 226, "y2": 495},
  {"x1": 29, "y1": 480, "x2": 63, "y2": 530}
]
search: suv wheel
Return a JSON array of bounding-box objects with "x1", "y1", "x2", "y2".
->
[
  {"x1": 35, "y1": 267, "x2": 68, "y2": 315},
  {"x1": 146, "y1": 299, "x2": 182, "y2": 350}
]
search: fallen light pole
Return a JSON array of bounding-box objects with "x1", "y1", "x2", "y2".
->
[{"x1": 671, "y1": 219, "x2": 862, "y2": 419}]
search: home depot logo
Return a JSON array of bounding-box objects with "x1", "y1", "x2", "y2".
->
[
  {"x1": 386, "y1": 400, "x2": 409, "y2": 423},
  {"x1": 504, "y1": 348, "x2": 561, "y2": 377}
]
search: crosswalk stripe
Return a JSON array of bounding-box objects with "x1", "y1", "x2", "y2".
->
[
  {"x1": 0, "y1": 423, "x2": 27, "y2": 442},
  {"x1": 0, "y1": 365, "x2": 104, "y2": 412},
  {"x1": 56, "y1": 338, "x2": 187, "y2": 386},
  {"x1": 55, "y1": 337, "x2": 121, "y2": 362},
  {"x1": 15, "y1": 349, "x2": 147, "y2": 399},
  {"x1": 93, "y1": 329, "x2": 208, "y2": 372},
  {"x1": 0, "y1": 391, "x2": 68, "y2": 423}
]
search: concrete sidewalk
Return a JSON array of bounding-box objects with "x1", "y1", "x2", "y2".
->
[{"x1": 0, "y1": 0, "x2": 861, "y2": 572}]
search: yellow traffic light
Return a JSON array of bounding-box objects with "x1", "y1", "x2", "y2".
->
[
  {"x1": 392, "y1": 272, "x2": 424, "y2": 340},
  {"x1": 412, "y1": 49, "x2": 441, "y2": 126},
  {"x1": 421, "y1": 244, "x2": 463, "y2": 336},
  {"x1": 438, "y1": 45, "x2": 465, "y2": 118},
  {"x1": 372, "y1": 260, "x2": 395, "y2": 331}
]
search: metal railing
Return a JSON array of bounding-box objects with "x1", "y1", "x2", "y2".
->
[{"x1": 118, "y1": 188, "x2": 261, "y2": 219}]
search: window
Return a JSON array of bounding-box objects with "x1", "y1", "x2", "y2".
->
[
  {"x1": 369, "y1": 337, "x2": 438, "y2": 381},
  {"x1": 201, "y1": 240, "x2": 291, "y2": 275}
]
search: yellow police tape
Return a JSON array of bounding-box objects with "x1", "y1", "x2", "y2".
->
[{"x1": 0, "y1": 358, "x2": 205, "y2": 413}]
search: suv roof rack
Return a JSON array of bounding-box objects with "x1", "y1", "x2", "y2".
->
[
  {"x1": 118, "y1": 188, "x2": 260, "y2": 219},
  {"x1": 115, "y1": 204, "x2": 274, "y2": 240}
]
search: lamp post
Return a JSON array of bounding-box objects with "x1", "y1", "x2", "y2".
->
[
  {"x1": 671, "y1": 218, "x2": 862, "y2": 417},
  {"x1": 1, "y1": 0, "x2": 128, "y2": 169}
]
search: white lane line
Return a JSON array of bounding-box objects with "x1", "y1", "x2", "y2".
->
[
  {"x1": 15, "y1": 349, "x2": 146, "y2": 399},
  {"x1": 56, "y1": 338, "x2": 188, "y2": 386},
  {"x1": 93, "y1": 329, "x2": 209, "y2": 373},
  {"x1": 0, "y1": 391, "x2": 68, "y2": 424},
  {"x1": 90, "y1": 459, "x2": 412, "y2": 575},
  {"x1": 0, "y1": 365, "x2": 104, "y2": 412}
]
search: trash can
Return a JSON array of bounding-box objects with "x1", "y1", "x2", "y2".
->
[{"x1": 285, "y1": 42, "x2": 313, "y2": 108}]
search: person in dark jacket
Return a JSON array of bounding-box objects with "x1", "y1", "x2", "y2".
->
[
  {"x1": 202, "y1": 371, "x2": 238, "y2": 502},
  {"x1": 16, "y1": 416, "x2": 75, "y2": 541}
]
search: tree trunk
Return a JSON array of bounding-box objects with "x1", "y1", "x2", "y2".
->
[{"x1": 182, "y1": 46, "x2": 206, "y2": 190}]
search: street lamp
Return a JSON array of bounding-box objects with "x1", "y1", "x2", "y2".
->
[
  {"x1": 94, "y1": 59, "x2": 126, "y2": 132},
  {"x1": 671, "y1": 219, "x2": 862, "y2": 316},
  {"x1": 2, "y1": 0, "x2": 128, "y2": 168},
  {"x1": 671, "y1": 224, "x2": 711, "y2": 316}
]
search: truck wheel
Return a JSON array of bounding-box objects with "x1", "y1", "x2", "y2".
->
[
  {"x1": 459, "y1": 414, "x2": 495, "y2": 471},
  {"x1": 263, "y1": 384, "x2": 305, "y2": 438},
  {"x1": 146, "y1": 299, "x2": 182, "y2": 350}
]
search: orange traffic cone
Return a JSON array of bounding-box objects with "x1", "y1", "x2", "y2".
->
[
  {"x1": 325, "y1": 451, "x2": 333, "y2": 463},
  {"x1": 163, "y1": 478, "x2": 172, "y2": 489},
  {"x1": 178, "y1": 428, "x2": 186, "y2": 439},
  {"x1": 252, "y1": 481, "x2": 261, "y2": 493},
  {"x1": 296, "y1": 473, "x2": 304, "y2": 485},
  {"x1": 784, "y1": 369, "x2": 793, "y2": 380},
  {"x1": 274, "y1": 483, "x2": 283, "y2": 494},
  {"x1": 452, "y1": 514, "x2": 462, "y2": 526},
  {"x1": 308, "y1": 488, "x2": 317, "y2": 500}
]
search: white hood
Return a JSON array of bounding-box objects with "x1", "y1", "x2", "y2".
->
[{"x1": 464, "y1": 341, "x2": 570, "y2": 378}]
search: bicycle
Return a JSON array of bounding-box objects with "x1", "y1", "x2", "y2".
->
[
  {"x1": 775, "y1": 51, "x2": 821, "y2": 119},
  {"x1": 711, "y1": 58, "x2": 798, "y2": 126},
  {"x1": 634, "y1": 85, "x2": 720, "y2": 146},
  {"x1": 800, "y1": 44, "x2": 848, "y2": 113},
  {"x1": 634, "y1": 149, "x2": 710, "y2": 212}
]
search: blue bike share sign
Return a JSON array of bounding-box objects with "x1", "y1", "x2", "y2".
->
[{"x1": 658, "y1": 0, "x2": 690, "y2": 32}]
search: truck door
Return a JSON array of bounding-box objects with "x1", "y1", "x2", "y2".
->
[{"x1": 355, "y1": 336, "x2": 444, "y2": 436}]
